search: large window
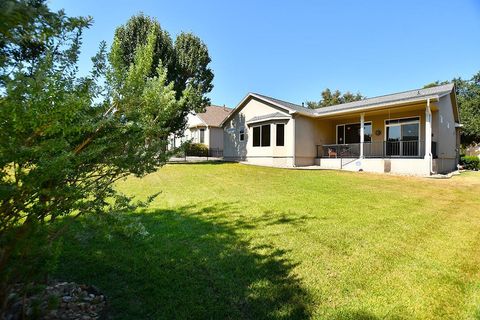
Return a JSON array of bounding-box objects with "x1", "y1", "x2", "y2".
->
[
  {"x1": 336, "y1": 122, "x2": 371, "y2": 144},
  {"x1": 252, "y1": 124, "x2": 270, "y2": 147},
  {"x1": 199, "y1": 128, "x2": 205, "y2": 144},
  {"x1": 276, "y1": 124, "x2": 285, "y2": 146}
]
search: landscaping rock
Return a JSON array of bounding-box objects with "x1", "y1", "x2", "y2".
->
[{"x1": 3, "y1": 281, "x2": 107, "y2": 320}]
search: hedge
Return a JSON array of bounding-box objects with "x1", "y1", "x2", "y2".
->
[{"x1": 186, "y1": 143, "x2": 209, "y2": 157}]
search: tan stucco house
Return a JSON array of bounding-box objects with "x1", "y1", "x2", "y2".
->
[
  {"x1": 171, "y1": 105, "x2": 232, "y2": 152},
  {"x1": 222, "y1": 84, "x2": 460, "y2": 176}
]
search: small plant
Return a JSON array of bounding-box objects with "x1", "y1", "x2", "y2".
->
[{"x1": 460, "y1": 155, "x2": 480, "y2": 170}]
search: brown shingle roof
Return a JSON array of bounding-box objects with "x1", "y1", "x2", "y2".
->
[{"x1": 196, "y1": 105, "x2": 232, "y2": 127}]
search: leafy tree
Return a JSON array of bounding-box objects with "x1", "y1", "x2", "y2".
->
[
  {"x1": 112, "y1": 13, "x2": 175, "y2": 82},
  {"x1": 0, "y1": 1, "x2": 213, "y2": 308},
  {"x1": 424, "y1": 74, "x2": 480, "y2": 144},
  {"x1": 112, "y1": 14, "x2": 214, "y2": 135},
  {"x1": 306, "y1": 88, "x2": 364, "y2": 109}
]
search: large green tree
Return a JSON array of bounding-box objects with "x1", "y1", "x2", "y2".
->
[
  {"x1": 111, "y1": 14, "x2": 214, "y2": 137},
  {"x1": 0, "y1": 1, "x2": 212, "y2": 308},
  {"x1": 306, "y1": 88, "x2": 364, "y2": 109},
  {"x1": 424, "y1": 73, "x2": 480, "y2": 144}
]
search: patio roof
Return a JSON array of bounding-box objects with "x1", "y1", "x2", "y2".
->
[{"x1": 314, "y1": 83, "x2": 454, "y2": 116}]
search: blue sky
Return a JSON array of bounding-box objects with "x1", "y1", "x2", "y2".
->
[{"x1": 50, "y1": 0, "x2": 480, "y2": 108}]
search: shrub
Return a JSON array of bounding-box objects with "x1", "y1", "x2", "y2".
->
[
  {"x1": 460, "y1": 155, "x2": 480, "y2": 170},
  {"x1": 187, "y1": 143, "x2": 209, "y2": 156}
]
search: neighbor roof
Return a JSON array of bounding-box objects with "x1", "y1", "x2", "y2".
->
[{"x1": 195, "y1": 105, "x2": 232, "y2": 127}]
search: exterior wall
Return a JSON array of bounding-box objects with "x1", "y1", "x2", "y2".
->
[
  {"x1": 316, "y1": 158, "x2": 430, "y2": 176},
  {"x1": 223, "y1": 97, "x2": 294, "y2": 166},
  {"x1": 184, "y1": 127, "x2": 207, "y2": 144},
  {"x1": 208, "y1": 127, "x2": 224, "y2": 150},
  {"x1": 294, "y1": 116, "x2": 335, "y2": 166},
  {"x1": 434, "y1": 94, "x2": 459, "y2": 173}
]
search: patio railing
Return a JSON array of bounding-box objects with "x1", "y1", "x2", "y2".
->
[{"x1": 317, "y1": 141, "x2": 437, "y2": 158}]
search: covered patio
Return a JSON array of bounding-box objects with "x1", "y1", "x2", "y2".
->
[{"x1": 315, "y1": 98, "x2": 437, "y2": 160}]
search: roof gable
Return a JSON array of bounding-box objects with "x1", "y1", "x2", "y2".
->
[{"x1": 220, "y1": 93, "x2": 312, "y2": 126}]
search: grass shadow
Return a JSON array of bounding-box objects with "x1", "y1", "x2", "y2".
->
[{"x1": 54, "y1": 203, "x2": 312, "y2": 319}]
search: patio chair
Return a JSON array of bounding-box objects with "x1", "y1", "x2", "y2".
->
[{"x1": 328, "y1": 148, "x2": 337, "y2": 158}]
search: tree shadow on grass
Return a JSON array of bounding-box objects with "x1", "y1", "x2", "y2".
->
[{"x1": 54, "y1": 203, "x2": 313, "y2": 319}]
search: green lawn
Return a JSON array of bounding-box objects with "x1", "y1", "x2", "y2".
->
[{"x1": 54, "y1": 163, "x2": 480, "y2": 319}]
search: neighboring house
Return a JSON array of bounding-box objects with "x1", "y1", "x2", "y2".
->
[
  {"x1": 171, "y1": 105, "x2": 232, "y2": 151},
  {"x1": 222, "y1": 84, "x2": 460, "y2": 176}
]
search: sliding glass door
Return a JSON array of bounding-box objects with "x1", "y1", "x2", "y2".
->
[{"x1": 385, "y1": 117, "x2": 420, "y2": 157}]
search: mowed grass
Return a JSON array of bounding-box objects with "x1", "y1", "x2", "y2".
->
[{"x1": 54, "y1": 163, "x2": 480, "y2": 319}]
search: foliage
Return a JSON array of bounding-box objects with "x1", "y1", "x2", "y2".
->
[
  {"x1": 51, "y1": 163, "x2": 480, "y2": 319},
  {"x1": 306, "y1": 88, "x2": 364, "y2": 109},
  {"x1": 0, "y1": 0, "x2": 212, "y2": 307},
  {"x1": 425, "y1": 72, "x2": 480, "y2": 143},
  {"x1": 186, "y1": 143, "x2": 209, "y2": 156},
  {"x1": 460, "y1": 155, "x2": 480, "y2": 170},
  {"x1": 111, "y1": 13, "x2": 214, "y2": 137}
]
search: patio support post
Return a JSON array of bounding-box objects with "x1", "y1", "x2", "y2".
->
[
  {"x1": 425, "y1": 99, "x2": 433, "y2": 173},
  {"x1": 360, "y1": 113, "x2": 365, "y2": 158}
]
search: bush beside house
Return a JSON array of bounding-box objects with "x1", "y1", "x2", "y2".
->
[
  {"x1": 187, "y1": 143, "x2": 209, "y2": 157},
  {"x1": 460, "y1": 155, "x2": 480, "y2": 170}
]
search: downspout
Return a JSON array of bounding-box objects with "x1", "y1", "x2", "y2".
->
[
  {"x1": 426, "y1": 98, "x2": 434, "y2": 174},
  {"x1": 292, "y1": 115, "x2": 296, "y2": 167}
]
